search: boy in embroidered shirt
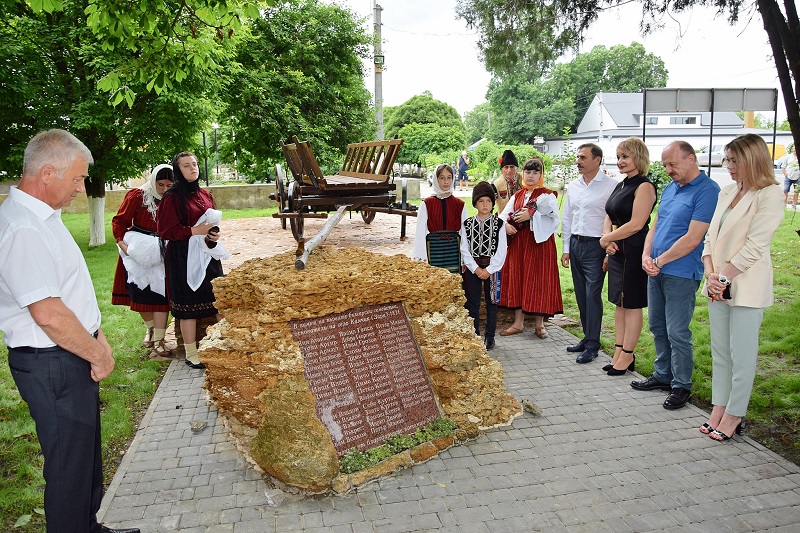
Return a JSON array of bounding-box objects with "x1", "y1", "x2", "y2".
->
[{"x1": 460, "y1": 181, "x2": 508, "y2": 350}]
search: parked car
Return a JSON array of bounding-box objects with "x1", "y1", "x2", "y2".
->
[{"x1": 696, "y1": 145, "x2": 725, "y2": 167}]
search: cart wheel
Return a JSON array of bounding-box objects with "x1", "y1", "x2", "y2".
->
[
  {"x1": 275, "y1": 164, "x2": 288, "y2": 230},
  {"x1": 288, "y1": 181, "x2": 304, "y2": 242},
  {"x1": 361, "y1": 210, "x2": 376, "y2": 224}
]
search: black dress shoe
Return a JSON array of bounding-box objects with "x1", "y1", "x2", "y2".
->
[
  {"x1": 185, "y1": 359, "x2": 206, "y2": 370},
  {"x1": 575, "y1": 350, "x2": 598, "y2": 364},
  {"x1": 100, "y1": 526, "x2": 141, "y2": 533},
  {"x1": 663, "y1": 388, "x2": 691, "y2": 410},
  {"x1": 630, "y1": 375, "x2": 671, "y2": 391},
  {"x1": 485, "y1": 337, "x2": 495, "y2": 350},
  {"x1": 566, "y1": 340, "x2": 586, "y2": 353}
]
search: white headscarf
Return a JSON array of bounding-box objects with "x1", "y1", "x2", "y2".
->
[
  {"x1": 432, "y1": 163, "x2": 454, "y2": 198},
  {"x1": 140, "y1": 164, "x2": 173, "y2": 219}
]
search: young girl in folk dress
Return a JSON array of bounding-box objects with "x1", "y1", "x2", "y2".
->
[
  {"x1": 412, "y1": 164, "x2": 468, "y2": 269},
  {"x1": 157, "y1": 152, "x2": 224, "y2": 369},
  {"x1": 111, "y1": 164, "x2": 174, "y2": 360},
  {"x1": 498, "y1": 157, "x2": 563, "y2": 339}
]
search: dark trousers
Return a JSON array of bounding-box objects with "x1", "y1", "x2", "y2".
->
[
  {"x1": 569, "y1": 236, "x2": 607, "y2": 352},
  {"x1": 8, "y1": 348, "x2": 103, "y2": 533},
  {"x1": 463, "y1": 270, "x2": 498, "y2": 338}
]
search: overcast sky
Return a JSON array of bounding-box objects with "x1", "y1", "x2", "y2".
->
[{"x1": 333, "y1": 0, "x2": 787, "y2": 120}]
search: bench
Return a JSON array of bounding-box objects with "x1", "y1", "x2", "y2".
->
[{"x1": 279, "y1": 135, "x2": 403, "y2": 191}]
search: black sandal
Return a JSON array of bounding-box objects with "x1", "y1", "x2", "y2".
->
[{"x1": 603, "y1": 344, "x2": 624, "y2": 372}]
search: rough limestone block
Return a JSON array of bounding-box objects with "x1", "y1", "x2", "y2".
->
[{"x1": 200, "y1": 247, "x2": 521, "y2": 492}]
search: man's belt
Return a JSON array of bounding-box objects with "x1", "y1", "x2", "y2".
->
[
  {"x1": 474, "y1": 256, "x2": 491, "y2": 268},
  {"x1": 572, "y1": 235, "x2": 601, "y2": 242},
  {"x1": 9, "y1": 330, "x2": 99, "y2": 353}
]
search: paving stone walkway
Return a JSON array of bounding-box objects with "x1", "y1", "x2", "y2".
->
[{"x1": 97, "y1": 213, "x2": 800, "y2": 532}]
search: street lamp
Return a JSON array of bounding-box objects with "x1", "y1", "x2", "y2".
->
[{"x1": 212, "y1": 122, "x2": 219, "y2": 177}]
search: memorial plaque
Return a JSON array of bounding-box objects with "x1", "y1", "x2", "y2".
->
[{"x1": 290, "y1": 302, "x2": 441, "y2": 456}]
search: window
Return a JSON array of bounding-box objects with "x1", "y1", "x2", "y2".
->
[
  {"x1": 644, "y1": 117, "x2": 658, "y2": 125},
  {"x1": 669, "y1": 116, "x2": 697, "y2": 125}
]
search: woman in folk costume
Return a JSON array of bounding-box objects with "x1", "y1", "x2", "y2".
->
[
  {"x1": 412, "y1": 163, "x2": 468, "y2": 271},
  {"x1": 111, "y1": 164, "x2": 175, "y2": 360},
  {"x1": 157, "y1": 151, "x2": 226, "y2": 369},
  {"x1": 498, "y1": 157, "x2": 563, "y2": 339}
]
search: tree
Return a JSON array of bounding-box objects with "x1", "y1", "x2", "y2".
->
[
  {"x1": 547, "y1": 43, "x2": 668, "y2": 130},
  {"x1": 455, "y1": 0, "x2": 800, "y2": 149},
  {"x1": 486, "y1": 75, "x2": 575, "y2": 143},
  {"x1": 396, "y1": 123, "x2": 466, "y2": 165},
  {"x1": 0, "y1": 0, "x2": 272, "y2": 105},
  {"x1": 384, "y1": 92, "x2": 465, "y2": 139},
  {"x1": 0, "y1": 0, "x2": 221, "y2": 245},
  {"x1": 464, "y1": 102, "x2": 491, "y2": 144},
  {"x1": 221, "y1": 0, "x2": 375, "y2": 177},
  {"x1": 483, "y1": 43, "x2": 665, "y2": 142}
]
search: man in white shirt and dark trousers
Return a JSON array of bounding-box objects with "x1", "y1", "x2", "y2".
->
[
  {"x1": 0, "y1": 130, "x2": 139, "y2": 533},
  {"x1": 561, "y1": 143, "x2": 618, "y2": 363}
]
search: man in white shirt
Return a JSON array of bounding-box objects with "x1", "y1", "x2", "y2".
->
[
  {"x1": 560, "y1": 143, "x2": 618, "y2": 363},
  {"x1": 0, "y1": 130, "x2": 138, "y2": 533}
]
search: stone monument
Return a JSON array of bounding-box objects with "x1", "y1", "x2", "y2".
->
[{"x1": 201, "y1": 247, "x2": 521, "y2": 492}]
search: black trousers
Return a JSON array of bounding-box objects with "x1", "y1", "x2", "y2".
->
[
  {"x1": 463, "y1": 269, "x2": 498, "y2": 338},
  {"x1": 8, "y1": 348, "x2": 103, "y2": 533},
  {"x1": 569, "y1": 235, "x2": 607, "y2": 352}
]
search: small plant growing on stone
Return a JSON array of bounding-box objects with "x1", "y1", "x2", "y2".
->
[{"x1": 338, "y1": 418, "x2": 458, "y2": 474}]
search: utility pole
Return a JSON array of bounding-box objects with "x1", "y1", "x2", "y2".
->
[{"x1": 373, "y1": 3, "x2": 384, "y2": 140}]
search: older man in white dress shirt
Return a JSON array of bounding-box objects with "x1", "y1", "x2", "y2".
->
[
  {"x1": 561, "y1": 143, "x2": 618, "y2": 363},
  {"x1": 0, "y1": 129, "x2": 139, "y2": 533}
]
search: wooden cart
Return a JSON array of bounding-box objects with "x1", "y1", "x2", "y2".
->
[{"x1": 271, "y1": 136, "x2": 417, "y2": 268}]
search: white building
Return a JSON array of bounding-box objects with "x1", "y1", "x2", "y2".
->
[{"x1": 543, "y1": 92, "x2": 793, "y2": 165}]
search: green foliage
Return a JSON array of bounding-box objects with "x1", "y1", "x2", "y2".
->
[
  {"x1": 83, "y1": 0, "x2": 271, "y2": 105},
  {"x1": 486, "y1": 43, "x2": 667, "y2": 142},
  {"x1": 550, "y1": 128, "x2": 579, "y2": 192},
  {"x1": 0, "y1": 0, "x2": 220, "y2": 191},
  {"x1": 384, "y1": 92, "x2": 465, "y2": 140},
  {"x1": 647, "y1": 161, "x2": 672, "y2": 197},
  {"x1": 456, "y1": 0, "x2": 800, "y2": 157},
  {"x1": 397, "y1": 123, "x2": 466, "y2": 165},
  {"x1": 222, "y1": 0, "x2": 375, "y2": 176},
  {"x1": 338, "y1": 418, "x2": 457, "y2": 474},
  {"x1": 464, "y1": 102, "x2": 491, "y2": 144}
]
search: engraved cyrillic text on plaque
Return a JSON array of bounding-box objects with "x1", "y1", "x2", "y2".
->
[{"x1": 290, "y1": 302, "x2": 441, "y2": 456}]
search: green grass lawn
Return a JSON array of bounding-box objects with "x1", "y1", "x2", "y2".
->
[{"x1": 0, "y1": 203, "x2": 798, "y2": 530}]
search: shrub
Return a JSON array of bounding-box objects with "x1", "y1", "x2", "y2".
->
[{"x1": 338, "y1": 418, "x2": 457, "y2": 474}]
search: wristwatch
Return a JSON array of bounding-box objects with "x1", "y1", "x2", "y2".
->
[{"x1": 718, "y1": 274, "x2": 731, "y2": 285}]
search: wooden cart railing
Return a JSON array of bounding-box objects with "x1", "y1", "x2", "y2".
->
[{"x1": 270, "y1": 136, "x2": 416, "y2": 269}]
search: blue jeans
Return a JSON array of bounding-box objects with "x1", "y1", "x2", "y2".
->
[{"x1": 648, "y1": 273, "x2": 701, "y2": 390}]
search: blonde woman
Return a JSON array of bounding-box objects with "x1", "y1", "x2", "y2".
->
[
  {"x1": 700, "y1": 134, "x2": 784, "y2": 441},
  {"x1": 598, "y1": 138, "x2": 657, "y2": 369}
]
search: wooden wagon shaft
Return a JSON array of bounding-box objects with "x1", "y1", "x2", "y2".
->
[
  {"x1": 360, "y1": 206, "x2": 418, "y2": 216},
  {"x1": 271, "y1": 212, "x2": 329, "y2": 220},
  {"x1": 295, "y1": 205, "x2": 350, "y2": 270}
]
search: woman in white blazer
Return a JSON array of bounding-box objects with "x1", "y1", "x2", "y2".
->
[{"x1": 700, "y1": 134, "x2": 784, "y2": 442}]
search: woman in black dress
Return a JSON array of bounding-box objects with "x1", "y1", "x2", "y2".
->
[
  {"x1": 598, "y1": 138, "x2": 657, "y2": 375},
  {"x1": 157, "y1": 152, "x2": 224, "y2": 369}
]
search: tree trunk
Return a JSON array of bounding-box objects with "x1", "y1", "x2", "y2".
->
[
  {"x1": 757, "y1": 0, "x2": 800, "y2": 149},
  {"x1": 85, "y1": 175, "x2": 107, "y2": 247},
  {"x1": 87, "y1": 195, "x2": 106, "y2": 247}
]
